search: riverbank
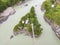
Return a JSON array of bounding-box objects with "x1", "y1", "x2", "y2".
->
[
  {"x1": 0, "y1": 0, "x2": 28, "y2": 24},
  {"x1": 41, "y1": 0, "x2": 60, "y2": 39},
  {"x1": 44, "y1": 15, "x2": 60, "y2": 39},
  {"x1": 0, "y1": 7, "x2": 16, "y2": 24}
]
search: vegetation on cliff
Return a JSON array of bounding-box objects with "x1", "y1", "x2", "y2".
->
[
  {"x1": 42, "y1": 0, "x2": 60, "y2": 25},
  {"x1": 13, "y1": 7, "x2": 43, "y2": 36}
]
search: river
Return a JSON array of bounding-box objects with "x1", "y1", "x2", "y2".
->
[{"x1": 0, "y1": 0, "x2": 60, "y2": 45}]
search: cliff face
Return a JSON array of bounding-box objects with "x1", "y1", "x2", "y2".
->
[
  {"x1": 0, "y1": 0, "x2": 25, "y2": 24},
  {"x1": 0, "y1": 7, "x2": 16, "y2": 24},
  {"x1": 41, "y1": 0, "x2": 60, "y2": 39},
  {"x1": 44, "y1": 15, "x2": 60, "y2": 39}
]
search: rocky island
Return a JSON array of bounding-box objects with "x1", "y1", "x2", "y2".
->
[
  {"x1": 41, "y1": 0, "x2": 60, "y2": 39},
  {"x1": 0, "y1": 0, "x2": 25, "y2": 24},
  {"x1": 13, "y1": 7, "x2": 43, "y2": 38}
]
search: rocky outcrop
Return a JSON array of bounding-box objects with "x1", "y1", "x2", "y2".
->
[
  {"x1": 44, "y1": 15, "x2": 60, "y2": 39},
  {"x1": 0, "y1": 7, "x2": 16, "y2": 24},
  {"x1": 13, "y1": 26, "x2": 39, "y2": 38},
  {"x1": 13, "y1": 27, "x2": 32, "y2": 36},
  {"x1": 13, "y1": 7, "x2": 42, "y2": 38},
  {"x1": 0, "y1": 0, "x2": 29, "y2": 24}
]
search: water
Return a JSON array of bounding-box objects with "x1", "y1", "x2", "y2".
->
[{"x1": 0, "y1": 0, "x2": 60, "y2": 45}]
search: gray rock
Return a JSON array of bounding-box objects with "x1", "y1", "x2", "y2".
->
[
  {"x1": 10, "y1": 35, "x2": 14, "y2": 39},
  {"x1": 44, "y1": 16, "x2": 60, "y2": 39},
  {"x1": 0, "y1": 7, "x2": 16, "y2": 24}
]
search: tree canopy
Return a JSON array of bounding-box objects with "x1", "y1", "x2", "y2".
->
[
  {"x1": 42, "y1": 0, "x2": 60, "y2": 25},
  {"x1": 0, "y1": 0, "x2": 22, "y2": 12},
  {"x1": 14, "y1": 7, "x2": 43, "y2": 36}
]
